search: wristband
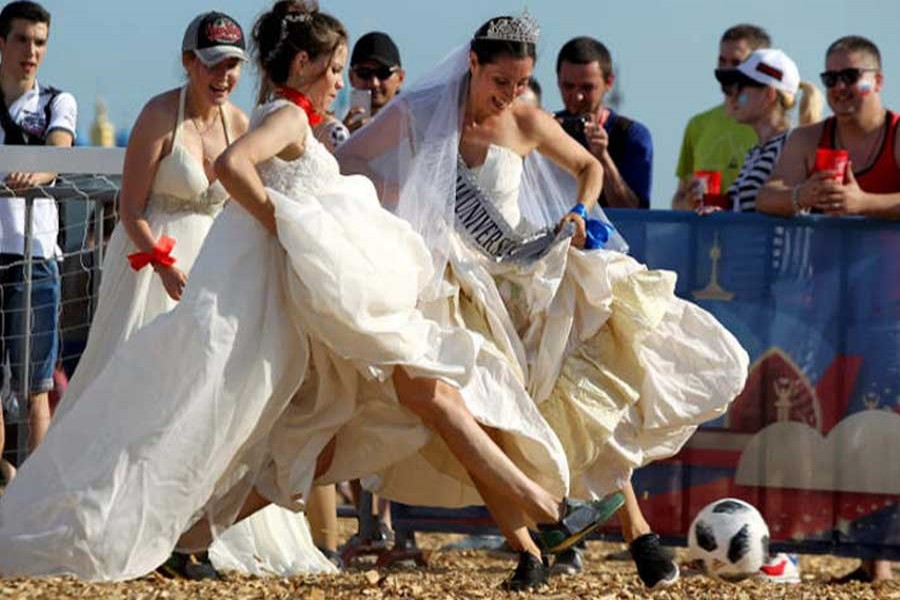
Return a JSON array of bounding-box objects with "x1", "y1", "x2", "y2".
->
[
  {"x1": 569, "y1": 203, "x2": 588, "y2": 219},
  {"x1": 128, "y1": 236, "x2": 176, "y2": 271},
  {"x1": 568, "y1": 204, "x2": 615, "y2": 250}
]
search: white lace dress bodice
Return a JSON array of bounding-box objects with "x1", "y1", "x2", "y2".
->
[{"x1": 253, "y1": 100, "x2": 342, "y2": 199}]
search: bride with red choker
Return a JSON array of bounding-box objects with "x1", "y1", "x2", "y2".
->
[{"x1": 0, "y1": 1, "x2": 622, "y2": 581}]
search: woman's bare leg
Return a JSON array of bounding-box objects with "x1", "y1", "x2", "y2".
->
[
  {"x1": 470, "y1": 473, "x2": 540, "y2": 558},
  {"x1": 393, "y1": 368, "x2": 561, "y2": 524},
  {"x1": 617, "y1": 481, "x2": 651, "y2": 543},
  {"x1": 176, "y1": 487, "x2": 272, "y2": 551},
  {"x1": 177, "y1": 437, "x2": 339, "y2": 551},
  {"x1": 307, "y1": 484, "x2": 339, "y2": 552}
]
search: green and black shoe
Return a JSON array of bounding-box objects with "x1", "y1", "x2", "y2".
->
[{"x1": 538, "y1": 492, "x2": 625, "y2": 554}]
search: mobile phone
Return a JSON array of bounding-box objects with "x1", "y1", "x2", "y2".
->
[
  {"x1": 559, "y1": 114, "x2": 589, "y2": 139},
  {"x1": 350, "y1": 88, "x2": 372, "y2": 119}
]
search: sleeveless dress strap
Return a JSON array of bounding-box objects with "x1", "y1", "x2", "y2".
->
[
  {"x1": 173, "y1": 85, "x2": 187, "y2": 147},
  {"x1": 220, "y1": 104, "x2": 231, "y2": 145}
]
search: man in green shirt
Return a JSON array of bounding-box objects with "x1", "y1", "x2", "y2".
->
[{"x1": 671, "y1": 24, "x2": 770, "y2": 210}]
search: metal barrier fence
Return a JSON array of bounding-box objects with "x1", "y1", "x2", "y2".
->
[{"x1": 0, "y1": 147, "x2": 122, "y2": 470}]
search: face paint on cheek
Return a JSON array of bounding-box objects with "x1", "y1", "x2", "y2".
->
[
  {"x1": 737, "y1": 92, "x2": 750, "y2": 107},
  {"x1": 857, "y1": 81, "x2": 873, "y2": 96}
]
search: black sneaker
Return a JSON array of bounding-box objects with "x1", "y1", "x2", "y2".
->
[
  {"x1": 550, "y1": 544, "x2": 584, "y2": 575},
  {"x1": 317, "y1": 546, "x2": 344, "y2": 570},
  {"x1": 500, "y1": 551, "x2": 549, "y2": 591},
  {"x1": 537, "y1": 493, "x2": 624, "y2": 554},
  {"x1": 155, "y1": 551, "x2": 220, "y2": 580},
  {"x1": 629, "y1": 533, "x2": 679, "y2": 589}
]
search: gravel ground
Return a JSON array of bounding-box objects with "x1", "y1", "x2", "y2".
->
[{"x1": 1, "y1": 524, "x2": 898, "y2": 600}]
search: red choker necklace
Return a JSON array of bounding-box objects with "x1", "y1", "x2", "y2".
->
[{"x1": 275, "y1": 87, "x2": 323, "y2": 126}]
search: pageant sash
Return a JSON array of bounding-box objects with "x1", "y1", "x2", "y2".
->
[{"x1": 455, "y1": 155, "x2": 571, "y2": 264}]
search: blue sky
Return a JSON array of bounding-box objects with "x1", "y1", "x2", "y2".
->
[{"x1": 31, "y1": 0, "x2": 900, "y2": 207}]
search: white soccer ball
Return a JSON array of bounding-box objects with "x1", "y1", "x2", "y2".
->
[{"x1": 687, "y1": 498, "x2": 769, "y2": 581}]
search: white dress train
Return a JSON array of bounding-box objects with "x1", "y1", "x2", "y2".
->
[
  {"x1": 42, "y1": 89, "x2": 333, "y2": 578},
  {"x1": 0, "y1": 100, "x2": 568, "y2": 580},
  {"x1": 209, "y1": 505, "x2": 334, "y2": 576}
]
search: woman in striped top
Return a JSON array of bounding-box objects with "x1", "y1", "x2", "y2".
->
[{"x1": 714, "y1": 49, "x2": 822, "y2": 212}]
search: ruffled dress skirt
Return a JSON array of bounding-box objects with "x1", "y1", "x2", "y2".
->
[{"x1": 434, "y1": 236, "x2": 750, "y2": 498}]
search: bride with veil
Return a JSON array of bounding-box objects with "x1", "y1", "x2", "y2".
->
[{"x1": 337, "y1": 10, "x2": 749, "y2": 590}]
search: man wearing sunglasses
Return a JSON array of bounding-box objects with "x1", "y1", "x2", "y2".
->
[
  {"x1": 344, "y1": 31, "x2": 405, "y2": 134},
  {"x1": 758, "y1": 36, "x2": 900, "y2": 222},
  {"x1": 671, "y1": 24, "x2": 770, "y2": 210}
]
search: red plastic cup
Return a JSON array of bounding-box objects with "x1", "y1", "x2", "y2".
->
[
  {"x1": 694, "y1": 170, "x2": 722, "y2": 195},
  {"x1": 814, "y1": 148, "x2": 849, "y2": 183},
  {"x1": 693, "y1": 170, "x2": 729, "y2": 209}
]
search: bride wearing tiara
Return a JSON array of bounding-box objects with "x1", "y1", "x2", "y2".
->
[{"x1": 337, "y1": 11, "x2": 749, "y2": 590}]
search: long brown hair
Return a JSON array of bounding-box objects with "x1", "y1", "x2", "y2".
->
[{"x1": 252, "y1": 1, "x2": 347, "y2": 103}]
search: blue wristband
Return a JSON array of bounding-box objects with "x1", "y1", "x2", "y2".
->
[
  {"x1": 569, "y1": 203, "x2": 588, "y2": 219},
  {"x1": 568, "y1": 204, "x2": 614, "y2": 250}
]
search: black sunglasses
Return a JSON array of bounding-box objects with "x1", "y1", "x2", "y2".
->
[
  {"x1": 351, "y1": 65, "x2": 399, "y2": 81},
  {"x1": 819, "y1": 67, "x2": 878, "y2": 88},
  {"x1": 719, "y1": 79, "x2": 766, "y2": 96}
]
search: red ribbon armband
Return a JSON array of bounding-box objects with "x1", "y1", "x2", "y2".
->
[{"x1": 127, "y1": 236, "x2": 177, "y2": 271}]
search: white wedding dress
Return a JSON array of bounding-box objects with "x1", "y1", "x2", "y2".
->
[
  {"x1": 53, "y1": 87, "x2": 333, "y2": 577},
  {"x1": 425, "y1": 144, "x2": 750, "y2": 497},
  {"x1": 0, "y1": 100, "x2": 568, "y2": 580}
]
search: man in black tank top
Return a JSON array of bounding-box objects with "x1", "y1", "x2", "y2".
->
[{"x1": 758, "y1": 35, "x2": 900, "y2": 221}]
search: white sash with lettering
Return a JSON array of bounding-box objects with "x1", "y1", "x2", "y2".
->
[{"x1": 454, "y1": 155, "x2": 571, "y2": 264}]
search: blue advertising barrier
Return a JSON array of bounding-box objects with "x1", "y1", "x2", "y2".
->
[{"x1": 390, "y1": 210, "x2": 900, "y2": 560}]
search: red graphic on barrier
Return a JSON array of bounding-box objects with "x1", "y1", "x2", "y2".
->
[
  {"x1": 727, "y1": 348, "x2": 824, "y2": 433},
  {"x1": 634, "y1": 348, "x2": 898, "y2": 545}
]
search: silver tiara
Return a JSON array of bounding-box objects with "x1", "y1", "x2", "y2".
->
[
  {"x1": 478, "y1": 10, "x2": 540, "y2": 44},
  {"x1": 266, "y1": 7, "x2": 317, "y2": 64}
]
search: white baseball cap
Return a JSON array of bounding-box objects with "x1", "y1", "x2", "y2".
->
[{"x1": 716, "y1": 49, "x2": 800, "y2": 95}]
